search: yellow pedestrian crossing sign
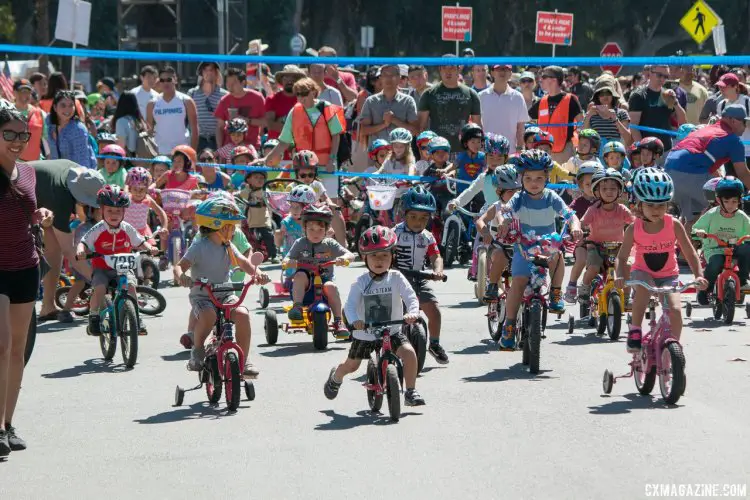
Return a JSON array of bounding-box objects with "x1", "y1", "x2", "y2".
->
[{"x1": 680, "y1": 0, "x2": 721, "y2": 45}]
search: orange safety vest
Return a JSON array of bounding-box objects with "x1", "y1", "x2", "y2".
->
[
  {"x1": 20, "y1": 106, "x2": 44, "y2": 161},
  {"x1": 538, "y1": 93, "x2": 573, "y2": 154},
  {"x1": 290, "y1": 101, "x2": 344, "y2": 165}
]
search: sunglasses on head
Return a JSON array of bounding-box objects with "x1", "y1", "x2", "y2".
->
[
  {"x1": 3, "y1": 130, "x2": 31, "y2": 143},
  {"x1": 159, "y1": 77, "x2": 175, "y2": 83},
  {"x1": 298, "y1": 172, "x2": 315, "y2": 179}
]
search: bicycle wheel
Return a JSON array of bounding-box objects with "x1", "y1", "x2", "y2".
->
[
  {"x1": 312, "y1": 310, "x2": 328, "y2": 350},
  {"x1": 55, "y1": 286, "x2": 90, "y2": 316},
  {"x1": 386, "y1": 364, "x2": 401, "y2": 422},
  {"x1": 140, "y1": 258, "x2": 161, "y2": 289},
  {"x1": 407, "y1": 322, "x2": 427, "y2": 374},
  {"x1": 487, "y1": 300, "x2": 503, "y2": 342},
  {"x1": 634, "y1": 350, "x2": 656, "y2": 395},
  {"x1": 99, "y1": 302, "x2": 117, "y2": 361},
  {"x1": 528, "y1": 301, "x2": 543, "y2": 374},
  {"x1": 205, "y1": 354, "x2": 222, "y2": 404},
  {"x1": 136, "y1": 286, "x2": 167, "y2": 316},
  {"x1": 366, "y1": 359, "x2": 383, "y2": 412},
  {"x1": 723, "y1": 280, "x2": 736, "y2": 325},
  {"x1": 606, "y1": 292, "x2": 622, "y2": 341},
  {"x1": 443, "y1": 221, "x2": 459, "y2": 268},
  {"x1": 118, "y1": 299, "x2": 139, "y2": 368},
  {"x1": 224, "y1": 351, "x2": 242, "y2": 411},
  {"x1": 659, "y1": 342, "x2": 686, "y2": 405},
  {"x1": 475, "y1": 247, "x2": 487, "y2": 304}
]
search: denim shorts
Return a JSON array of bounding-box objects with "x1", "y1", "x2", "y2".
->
[{"x1": 629, "y1": 270, "x2": 679, "y2": 288}]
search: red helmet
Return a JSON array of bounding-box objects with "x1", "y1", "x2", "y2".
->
[
  {"x1": 231, "y1": 145, "x2": 257, "y2": 161},
  {"x1": 97, "y1": 184, "x2": 131, "y2": 208},
  {"x1": 293, "y1": 150, "x2": 319, "y2": 170},
  {"x1": 171, "y1": 145, "x2": 198, "y2": 171},
  {"x1": 101, "y1": 144, "x2": 126, "y2": 158},
  {"x1": 529, "y1": 131, "x2": 554, "y2": 148},
  {"x1": 639, "y1": 137, "x2": 664, "y2": 155},
  {"x1": 359, "y1": 225, "x2": 397, "y2": 255}
]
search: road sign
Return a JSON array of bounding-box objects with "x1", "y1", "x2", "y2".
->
[
  {"x1": 441, "y1": 5, "x2": 473, "y2": 42},
  {"x1": 360, "y1": 26, "x2": 375, "y2": 49},
  {"x1": 55, "y1": 0, "x2": 92, "y2": 46},
  {"x1": 535, "y1": 11, "x2": 574, "y2": 46},
  {"x1": 289, "y1": 34, "x2": 306, "y2": 54},
  {"x1": 712, "y1": 24, "x2": 726, "y2": 55},
  {"x1": 600, "y1": 42, "x2": 623, "y2": 75},
  {"x1": 680, "y1": 0, "x2": 721, "y2": 45}
]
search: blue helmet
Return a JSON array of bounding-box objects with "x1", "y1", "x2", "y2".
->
[
  {"x1": 493, "y1": 164, "x2": 521, "y2": 190},
  {"x1": 416, "y1": 130, "x2": 438, "y2": 147},
  {"x1": 632, "y1": 167, "x2": 674, "y2": 203},
  {"x1": 517, "y1": 149, "x2": 553, "y2": 173},
  {"x1": 601, "y1": 141, "x2": 627, "y2": 157},
  {"x1": 484, "y1": 133, "x2": 510, "y2": 156},
  {"x1": 427, "y1": 136, "x2": 451, "y2": 154},
  {"x1": 676, "y1": 124, "x2": 698, "y2": 142},
  {"x1": 715, "y1": 176, "x2": 745, "y2": 200},
  {"x1": 152, "y1": 155, "x2": 172, "y2": 167},
  {"x1": 402, "y1": 186, "x2": 436, "y2": 213}
]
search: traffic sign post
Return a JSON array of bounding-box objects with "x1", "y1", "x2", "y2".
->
[
  {"x1": 442, "y1": 3, "x2": 473, "y2": 56},
  {"x1": 680, "y1": 0, "x2": 721, "y2": 45},
  {"x1": 600, "y1": 42, "x2": 623, "y2": 75},
  {"x1": 55, "y1": 0, "x2": 92, "y2": 89},
  {"x1": 360, "y1": 26, "x2": 374, "y2": 63},
  {"x1": 289, "y1": 33, "x2": 306, "y2": 56},
  {"x1": 535, "y1": 9, "x2": 574, "y2": 57}
]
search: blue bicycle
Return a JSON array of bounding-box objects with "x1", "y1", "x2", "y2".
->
[{"x1": 442, "y1": 205, "x2": 477, "y2": 267}]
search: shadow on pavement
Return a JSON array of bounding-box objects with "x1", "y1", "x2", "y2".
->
[
  {"x1": 462, "y1": 363, "x2": 554, "y2": 382},
  {"x1": 420, "y1": 366, "x2": 447, "y2": 374},
  {"x1": 545, "y1": 320, "x2": 572, "y2": 330},
  {"x1": 552, "y1": 334, "x2": 609, "y2": 346},
  {"x1": 41, "y1": 358, "x2": 131, "y2": 378},
  {"x1": 37, "y1": 320, "x2": 84, "y2": 334},
  {"x1": 315, "y1": 409, "x2": 422, "y2": 430},
  {"x1": 453, "y1": 339, "x2": 496, "y2": 355},
  {"x1": 588, "y1": 393, "x2": 681, "y2": 414},
  {"x1": 446, "y1": 301, "x2": 481, "y2": 309},
  {"x1": 258, "y1": 341, "x2": 346, "y2": 358},
  {"x1": 161, "y1": 351, "x2": 191, "y2": 362},
  {"x1": 134, "y1": 402, "x2": 241, "y2": 424}
]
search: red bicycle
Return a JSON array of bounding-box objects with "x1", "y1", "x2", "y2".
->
[
  {"x1": 687, "y1": 233, "x2": 750, "y2": 324},
  {"x1": 362, "y1": 319, "x2": 408, "y2": 422}
]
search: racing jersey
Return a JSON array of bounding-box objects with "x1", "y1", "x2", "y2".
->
[
  {"x1": 81, "y1": 221, "x2": 145, "y2": 270},
  {"x1": 393, "y1": 222, "x2": 440, "y2": 271}
]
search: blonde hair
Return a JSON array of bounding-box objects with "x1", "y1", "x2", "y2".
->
[
  {"x1": 293, "y1": 77, "x2": 320, "y2": 96},
  {"x1": 391, "y1": 142, "x2": 415, "y2": 167}
]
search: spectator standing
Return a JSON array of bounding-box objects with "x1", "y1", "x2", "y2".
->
[
  {"x1": 188, "y1": 61, "x2": 228, "y2": 151},
  {"x1": 214, "y1": 67, "x2": 266, "y2": 150},
  {"x1": 13, "y1": 79, "x2": 47, "y2": 161},
  {"x1": 479, "y1": 64, "x2": 529, "y2": 152},
  {"x1": 265, "y1": 65, "x2": 306, "y2": 141},
  {"x1": 713, "y1": 73, "x2": 750, "y2": 161},
  {"x1": 47, "y1": 91, "x2": 97, "y2": 169},
  {"x1": 131, "y1": 66, "x2": 160, "y2": 119},
  {"x1": 318, "y1": 46, "x2": 358, "y2": 104},
  {"x1": 29, "y1": 73, "x2": 47, "y2": 106},
  {"x1": 518, "y1": 71, "x2": 539, "y2": 110},
  {"x1": 359, "y1": 64, "x2": 418, "y2": 148},
  {"x1": 583, "y1": 82, "x2": 632, "y2": 144},
  {"x1": 628, "y1": 64, "x2": 686, "y2": 152},
  {"x1": 407, "y1": 65, "x2": 432, "y2": 108},
  {"x1": 566, "y1": 66, "x2": 594, "y2": 108},
  {"x1": 471, "y1": 65, "x2": 491, "y2": 93},
  {"x1": 112, "y1": 91, "x2": 142, "y2": 158},
  {"x1": 146, "y1": 66, "x2": 199, "y2": 154},
  {"x1": 308, "y1": 64, "x2": 343, "y2": 107},
  {"x1": 675, "y1": 65, "x2": 709, "y2": 125}
]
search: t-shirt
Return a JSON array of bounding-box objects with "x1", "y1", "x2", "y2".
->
[
  {"x1": 278, "y1": 104, "x2": 344, "y2": 147},
  {"x1": 132, "y1": 85, "x2": 160, "y2": 119},
  {"x1": 264, "y1": 91, "x2": 297, "y2": 140},
  {"x1": 663, "y1": 122, "x2": 746, "y2": 175},
  {"x1": 286, "y1": 237, "x2": 349, "y2": 280},
  {"x1": 319, "y1": 86, "x2": 343, "y2": 107},
  {"x1": 581, "y1": 203, "x2": 634, "y2": 242},
  {"x1": 569, "y1": 195, "x2": 597, "y2": 220},
  {"x1": 280, "y1": 216, "x2": 304, "y2": 279},
  {"x1": 588, "y1": 108, "x2": 630, "y2": 142},
  {"x1": 194, "y1": 230, "x2": 250, "y2": 294},
  {"x1": 455, "y1": 151, "x2": 486, "y2": 194},
  {"x1": 115, "y1": 116, "x2": 138, "y2": 153},
  {"x1": 360, "y1": 91, "x2": 418, "y2": 147},
  {"x1": 507, "y1": 189, "x2": 570, "y2": 237},
  {"x1": 418, "y1": 83, "x2": 481, "y2": 150},
  {"x1": 528, "y1": 93, "x2": 583, "y2": 143},
  {"x1": 680, "y1": 81, "x2": 709, "y2": 125},
  {"x1": 31, "y1": 159, "x2": 78, "y2": 233},
  {"x1": 0, "y1": 163, "x2": 39, "y2": 271},
  {"x1": 98, "y1": 167, "x2": 127, "y2": 188},
  {"x1": 215, "y1": 90, "x2": 266, "y2": 148},
  {"x1": 81, "y1": 220, "x2": 145, "y2": 270},
  {"x1": 324, "y1": 72, "x2": 357, "y2": 94},
  {"x1": 716, "y1": 96, "x2": 750, "y2": 156},
  {"x1": 343, "y1": 270, "x2": 420, "y2": 341},
  {"x1": 183, "y1": 237, "x2": 244, "y2": 300},
  {"x1": 628, "y1": 87, "x2": 676, "y2": 151},
  {"x1": 478, "y1": 86, "x2": 529, "y2": 147},
  {"x1": 393, "y1": 222, "x2": 440, "y2": 271},
  {"x1": 239, "y1": 185, "x2": 271, "y2": 228},
  {"x1": 692, "y1": 207, "x2": 750, "y2": 261}
]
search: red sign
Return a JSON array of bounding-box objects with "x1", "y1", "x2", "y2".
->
[
  {"x1": 442, "y1": 6, "x2": 473, "y2": 42},
  {"x1": 600, "y1": 42, "x2": 624, "y2": 75},
  {"x1": 535, "y1": 11, "x2": 574, "y2": 46}
]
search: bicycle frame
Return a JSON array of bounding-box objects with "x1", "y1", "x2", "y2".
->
[
  {"x1": 100, "y1": 271, "x2": 139, "y2": 337},
  {"x1": 701, "y1": 234, "x2": 750, "y2": 302},
  {"x1": 591, "y1": 243, "x2": 625, "y2": 317},
  {"x1": 363, "y1": 326, "x2": 405, "y2": 396}
]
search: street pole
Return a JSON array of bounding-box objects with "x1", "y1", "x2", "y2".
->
[
  {"x1": 217, "y1": 0, "x2": 225, "y2": 55},
  {"x1": 455, "y1": 1, "x2": 460, "y2": 56},
  {"x1": 551, "y1": 8, "x2": 557, "y2": 58},
  {"x1": 70, "y1": 0, "x2": 78, "y2": 89}
]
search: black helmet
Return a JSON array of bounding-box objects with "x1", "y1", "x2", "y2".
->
[
  {"x1": 459, "y1": 122, "x2": 484, "y2": 148},
  {"x1": 301, "y1": 203, "x2": 333, "y2": 225}
]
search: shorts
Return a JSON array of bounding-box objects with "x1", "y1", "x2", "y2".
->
[
  {"x1": 92, "y1": 268, "x2": 137, "y2": 289},
  {"x1": 586, "y1": 246, "x2": 605, "y2": 269},
  {"x1": 0, "y1": 266, "x2": 39, "y2": 304},
  {"x1": 629, "y1": 270, "x2": 679, "y2": 288},
  {"x1": 664, "y1": 168, "x2": 711, "y2": 220},
  {"x1": 405, "y1": 276, "x2": 437, "y2": 304},
  {"x1": 348, "y1": 331, "x2": 410, "y2": 360},
  {"x1": 295, "y1": 270, "x2": 332, "y2": 305},
  {"x1": 189, "y1": 293, "x2": 240, "y2": 319}
]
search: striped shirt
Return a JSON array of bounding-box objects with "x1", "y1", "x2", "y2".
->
[
  {"x1": 589, "y1": 108, "x2": 630, "y2": 142},
  {"x1": 0, "y1": 163, "x2": 40, "y2": 271},
  {"x1": 188, "y1": 85, "x2": 228, "y2": 139}
]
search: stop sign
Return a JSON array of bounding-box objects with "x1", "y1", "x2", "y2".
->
[{"x1": 600, "y1": 42, "x2": 623, "y2": 75}]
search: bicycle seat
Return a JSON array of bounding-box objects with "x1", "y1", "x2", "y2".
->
[{"x1": 532, "y1": 256, "x2": 549, "y2": 268}]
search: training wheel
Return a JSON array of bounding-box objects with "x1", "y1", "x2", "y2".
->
[
  {"x1": 259, "y1": 287, "x2": 270, "y2": 309},
  {"x1": 567, "y1": 315, "x2": 575, "y2": 334},
  {"x1": 245, "y1": 381, "x2": 255, "y2": 401},
  {"x1": 174, "y1": 386, "x2": 185, "y2": 406},
  {"x1": 685, "y1": 302, "x2": 692, "y2": 318},
  {"x1": 602, "y1": 370, "x2": 614, "y2": 394}
]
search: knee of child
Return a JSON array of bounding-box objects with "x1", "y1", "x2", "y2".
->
[
  {"x1": 232, "y1": 306, "x2": 250, "y2": 323},
  {"x1": 197, "y1": 308, "x2": 217, "y2": 326},
  {"x1": 399, "y1": 343, "x2": 417, "y2": 360},
  {"x1": 323, "y1": 281, "x2": 339, "y2": 296},
  {"x1": 293, "y1": 272, "x2": 309, "y2": 287}
]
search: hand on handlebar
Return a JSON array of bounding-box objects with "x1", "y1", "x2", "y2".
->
[
  {"x1": 353, "y1": 320, "x2": 365, "y2": 330},
  {"x1": 693, "y1": 229, "x2": 706, "y2": 239},
  {"x1": 335, "y1": 257, "x2": 351, "y2": 267},
  {"x1": 695, "y1": 277, "x2": 709, "y2": 290},
  {"x1": 179, "y1": 274, "x2": 193, "y2": 288},
  {"x1": 571, "y1": 227, "x2": 583, "y2": 241},
  {"x1": 254, "y1": 272, "x2": 271, "y2": 285},
  {"x1": 446, "y1": 200, "x2": 457, "y2": 213},
  {"x1": 403, "y1": 313, "x2": 419, "y2": 324}
]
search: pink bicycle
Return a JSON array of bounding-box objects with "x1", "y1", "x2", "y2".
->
[{"x1": 602, "y1": 280, "x2": 696, "y2": 405}]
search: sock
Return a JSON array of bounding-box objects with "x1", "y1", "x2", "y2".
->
[
  {"x1": 568, "y1": 280, "x2": 576, "y2": 287},
  {"x1": 430, "y1": 338, "x2": 440, "y2": 345},
  {"x1": 331, "y1": 371, "x2": 342, "y2": 384}
]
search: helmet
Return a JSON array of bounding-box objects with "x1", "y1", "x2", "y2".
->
[
  {"x1": 368, "y1": 139, "x2": 391, "y2": 160},
  {"x1": 523, "y1": 126, "x2": 541, "y2": 143},
  {"x1": 195, "y1": 197, "x2": 244, "y2": 229},
  {"x1": 632, "y1": 167, "x2": 674, "y2": 203},
  {"x1": 101, "y1": 144, "x2": 126, "y2": 158},
  {"x1": 292, "y1": 150, "x2": 319, "y2": 170},
  {"x1": 484, "y1": 133, "x2": 511, "y2": 156},
  {"x1": 302, "y1": 203, "x2": 333, "y2": 225},
  {"x1": 152, "y1": 155, "x2": 172, "y2": 167},
  {"x1": 226, "y1": 118, "x2": 248, "y2": 134},
  {"x1": 591, "y1": 167, "x2": 625, "y2": 193},
  {"x1": 639, "y1": 137, "x2": 665, "y2": 156},
  {"x1": 232, "y1": 145, "x2": 256, "y2": 161},
  {"x1": 416, "y1": 130, "x2": 437, "y2": 148},
  {"x1": 459, "y1": 122, "x2": 484, "y2": 148},
  {"x1": 493, "y1": 164, "x2": 522, "y2": 190},
  {"x1": 529, "y1": 131, "x2": 554, "y2": 148},
  {"x1": 287, "y1": 184, "x2": 317, "y2": 205},
  {"x1": 576, "y1": 161, "x2": 602, "y2": 181},
  {"x1": 172, "y1": 145, "x2": 198, "y2": 171},
  {"x1": 195, "y1": 174, "x2": 207, "y2": 186},
  {"x1": 676, "y1": 124, "x2": 697, "y2": 142},
  {"x1": 401, "y1": 185, "x2": 437, "y2": 213},
  {"x1": 97, "y1": 185, "x2": 131, "y2": 208},
  {"x1": 262, "y1": 138, "x2": 279, "y2": 150},
  {"x1": 601, "y1": 141, "x2": 627, "y2": 157},
  {"x1": 577, "y1": 129, "x2": 601, "y2": 152},
  {"x1": 125, "y1": 167, "x2": 152, "y2": 187},
  {"x1": 427, "y1": 136, "x2": 451, "y2": 154},
  {"x1": 628, "y1": 142, "x2": 642, "y2": 160},
  {"x1": 517, "y1": 149, "x2": 553, "y2": 173},
  {"x1": 359, "y1": 225, "x2": 397, "y2": 256},
  {"x1": 702, "y1": 177, "x2": 721, "y2": 202},
  {"x1": 389, "y1": 127, "x2": 413, "y2": 144},
  {"x1": 97, "y1": 132, "x2": 117, "y2": 144},
  {"x1": 715, "y1": 176, "x2": 745, "y2": 200}
]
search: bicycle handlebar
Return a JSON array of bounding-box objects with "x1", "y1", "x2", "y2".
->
[
  {"x1": 625, "y1": 280, "x2": 697, "y2": 295},
  {"x1": 76, "y1": 250, "x2": 162, "y2": 261},
  {"x1": 454, "y1": 206, "x2": 479, "y2": 218},
  {"x1": 695, "y1": 233, "x2": 750, "y2": 247},
  {"x1": 400, "y1": 269, "x2": 448, "y2": 282},
  {"x1": 282, "y1": 260, "x2": 350, "y2": 271}
]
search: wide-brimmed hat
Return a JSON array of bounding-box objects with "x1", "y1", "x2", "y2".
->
[
  {"x1": 274, "y1": 64, "x2": 306, "y2": 84},
  {"x1": 246, "y1": 39, "x2": 269, "y2": 55},
  {"x1": 196, "y1": 61, "x2": 220, "y2": 75},
  {"x1": 66, "y1": 164, "x2": 106, "y2": 207},
  {"x1": 593, "y1": 83, "x2": 620, "y2": 100}
]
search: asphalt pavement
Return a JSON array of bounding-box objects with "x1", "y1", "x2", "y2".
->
[{"x1": 4, "y1": 261, "x2": 750, "y2": 500}]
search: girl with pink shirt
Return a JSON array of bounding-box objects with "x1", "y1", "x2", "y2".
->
[
  {"x1": 615, "y1": 168, "x2": 707, "y2": 352},
  {"x1": 124, "y1": 167, "x2": 168, "y2": 246}
]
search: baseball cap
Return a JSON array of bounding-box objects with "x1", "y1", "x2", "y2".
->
[
  {"x1": 492, "y1": 64, "x2": 513, "y2": 71},
  {"x1": 717, "y1": 73, "x2": 740, "y2": 88},
  {"x1": 13, "y1": 79, "x2": 32, "y2": 92},
  {"x1": 520, "y1": 71, "x2": 536, "y2": 82},
  {"x1": 721, "y1": 103, "x2": 748, "y2": 121},
  {"x1": 398, "y1": 64, "x2": 409, "y2": 78},
  {"x1": 66, "y1": 165, "x2": 106, "y2": 208}
]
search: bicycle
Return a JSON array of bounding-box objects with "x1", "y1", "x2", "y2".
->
[
  {"x1": 54, "y1": 283, "x2": 166, "y2": 317},
  {"x1": 442, "y1": 205, "x2": 476, "y2": 268},
  {"x1": 602, "y1": 280, "x2": 696, "y2": 405},
  {"x1": 473, "y1": 216, "x2": 502, "y2": 305},
  {"x1": 485, "y1": 245, "x2": 513, "y2": 343},
  {"x1": 174, "y1": 278, "x2": 259, "y2": 411},
  {"x1": 398, "y1": 269, "x2": 447, "y2": 373},
  {"x1": 157, "y1": 188, "x2": 194, "y2": 271},
  {"x1": 686, "y1": 233, "x2": 750, "y2": 324},
  {"x1": 361, "y1": 319, "x2": 409, "y2": 422}
]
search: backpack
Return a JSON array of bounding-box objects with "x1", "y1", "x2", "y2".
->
[
  {"x1": 717, "y1": 96, "x2": 750, "y2": 116},
  {"x1": 134, "y1": 118, "x2": 159, "y2": 164}
]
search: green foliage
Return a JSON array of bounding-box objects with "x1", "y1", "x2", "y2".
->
[{"x1": 0, "y1": 4, "x2": 17, "y2": 42}]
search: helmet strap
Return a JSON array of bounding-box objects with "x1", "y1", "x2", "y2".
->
[{"x1": 718, "y1": 198, "x2": 739, "y2": 216}]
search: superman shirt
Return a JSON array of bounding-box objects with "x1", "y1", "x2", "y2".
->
[{"x1": 455, "y1": 151, "x2": 486, "y2": 194}]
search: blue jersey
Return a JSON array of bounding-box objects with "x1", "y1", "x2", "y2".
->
[
  {"x1": 455, "y1": 151, "x2": 486, "y2": 194},
  {"x1": 507, "y1": 189, "x2": 571, "y2": 237}
]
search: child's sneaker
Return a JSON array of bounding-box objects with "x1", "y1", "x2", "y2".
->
[
  {"x1": 180, "y1": 332, "x2": 194, "y2": 349},
  {"x1": 158, "y1": 256, "x2": 169, "y2": 272},
  {"x1": 741, "y1": 283, "x2": 750, "y2": 292},
  {"x1": 564, "y1": 283, "x2": 578, "y2": 303},
  {"x1": 484, "y1": 283, "x2": 499, "y2": 301},
  {"x1": 332, "y1": 318, "x2": 350, "y2": 339},
  {"x1": 549, "y1": 288, "x2": 565, "y2": 313},
  {"x1": 186, "y1": 357, "x2": 204, "y2": 372},
  {"x1": 404, "y1": 388, "x2": 426, "y2": 406},
  {"x1": 626, "y1": 327, "x2": 642, "y2": 353},
  {"x1": 87, "y1": 315, "x2": 101, "y2": 336},
  {"x1": 428, "y1": 341, "x2": 449, "y2": 364},
  {"x1": 138, "y1": 318, "x2": 148, "y2": 336},
  {"x1": 244, "y1": 362, "x2": 260, "y2": 378},
  {"x1": 324, "y1": 368, "x2": 342, "y2": 400},
  {"x1": 499, "y1": 323, "x2": 516, "y2": 350},
  {"x1": 288, "y1": 303, "x2": 304, "y2": 321},
  {"x1": 467, "y1": 269, "x2": 477, "y2": 282}
]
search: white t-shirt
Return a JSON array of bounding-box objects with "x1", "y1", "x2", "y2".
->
[
  {"x1": 343, "y1": 270, "x2": 419, "y2": 341},
  {"x1": 479, "y1": 85, "x2": 529, "y2": 149},
  {"x1": 319, "y1": 86, "x2": 343, "y2": 107},
  {"x1": 152, "y1": 91, "x2": 190, "y2": 154},
  {"x1": 132, "y1": 85, "x2": 160, "y2": 119},
  {"x1": 718, "y1": 96, "x2": 750, "y2": 156}
]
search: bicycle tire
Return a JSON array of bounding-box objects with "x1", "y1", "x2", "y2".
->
[
  {"x1": 443, "y1": 221, "x2": 459, "y2": 268},
  {"x1": 312, "y1": 310, "x2": 328, "y2": 350},
  {"x1": 607, "y1": 292, "x2": 622, "y2": 341},
  {"x1": 140, "y1": 258, "x2": 161, "y2": 289},
  {"x1": 205, "y1": 354, "x2": 222, "y2": 404},
  {"x1": 386, "y1": 364, "x2": 401, "y2": 422},
  {"x1": 225, "y1": 351, "x2": 242, "y2": 411},
  {"x1": 476, "y1": 247, "x2": 487, "y2": 304},
  {"x1": 528, "y1": 301, "x2": 543, "y2": 374},
  {"x1": 118, "y1": 299, "x2": 139, "y2": 368},
  {"x1": 659, "y1": 342, "x2": 686, "y2": 405},
  {"x1": 366, "y1": 359, "x2": 383, "y2": 411},
  {"x1": 723, "y1": 280, "x2": 736, "y2": 325},
  {"x1": 635, "y1": 351, "x2": 656, "y2": 395},
  {"x1": 136, "y1": 286, "x2": 167, "y2": 316}
]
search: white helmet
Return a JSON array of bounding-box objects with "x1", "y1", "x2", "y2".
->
[
  {"x1": 576, "y1": 160, "x2": 602, "y2": 181},
  {"x1": 287, "y1": 184, "x2": 317, "y2": 205}
]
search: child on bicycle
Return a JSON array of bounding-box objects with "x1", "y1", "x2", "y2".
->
[
  {"x1": 77, "y1": 186, "x2": 159, "y2": 336},
  {"x1": 124, "y1": 167, "x2": 169, "y2": 250},
  {"x1": 421, "y1": 136, "x2": 454, "y2": 214},
  {"x1": 443, "y1": 123, "x2": 485, "y2": 198},
  {"x1": 217, "y1": 118, "x2": 252, "y2": 164},
  {"x1": 381, "y1": 128, "x2": 416, "y2": 177},
  {"x1": 228, "y1": 145, "x2": 257, "y2": 190},
  {"x1": 99, "y1": 144, "x2": 128, "y2": 188},
  {"x1": 149, "y1": 155, "x2": 172, "y2": 186},
  {"x1": 628, "y1": 142, "x2": 642, "y2": 169},
  {"x1": 526, "y1": 132, "x2": 576, "y2": 201},
  {"x1": 393, "y1": 187, "x2": 448, "y2": 364},
  {"x1": 476, "y1": 165, "x2": 522, "y2": 300},
  {"x1": 275, "y1": 185, "x2": 317, "y2": 291},
  {"x1": 415, "y1": 130, "x2": 437, "y2": 175},
  {"x1": 261, "y1": 139, "x2": 279, "y2": 160},
  {"x1": 324, "y1": 226, "x2": 425, "y2": 406},
  {"x1": 561, "y1": 128, "x2": 602, "y2": 175},
  {"x1": 174, "y1": 196, "x2": 268, "y2": 377},
  {"x1": 692, "y1": 176, "x2": 750, "y2": 305},
  {"x1": 284, "y1": 204, "x2": 355, "y2": 337},
  {"x1": 496, "y1": 150, "x2": 583, "y2": 349},
  {"x1": 615, "y1": 168, "x2": 707, "y2": 352},
  {"x1": 601, "y1": 141, "x2": 628, "y2": 171},
  {"x1": 239, "y1": 165, "x2": 277, "y2": 262}
]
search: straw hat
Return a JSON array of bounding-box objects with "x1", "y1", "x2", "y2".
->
[
  {"x1": 246, "y1": 39, "x2": 269, "y2": 55},
  {"x1": 274, "y1": 64, "x2": 306, "y2": 84}
]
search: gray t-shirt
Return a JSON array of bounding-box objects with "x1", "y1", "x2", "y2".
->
[
  {"x1": 361, "y1": 91, "x2": 418, "y2": 147},
  {"x1": 115, "y1": 116, "x2": 137, "y2": 153},
  {"x1": 286, "y1": 236, "x2": 348, "y2": 280},
  {"x1": 418, "y1": 82, "x2": 481, "y2": 150},
  {"x1": 184, "y1": 237, "x2": 242, "y2": 298}
]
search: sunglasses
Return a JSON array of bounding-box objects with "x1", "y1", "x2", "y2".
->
[
  {"x1": 199, "y1": 156, "x2": 213, "y2": 162},
  {"x1": 159, "y1": 77, "x2": 175, "y2": 83},
  {"x1": 295, "y1": 91, "x2": 310, "y2": 97},
  {"x1": 204, "y1": 97, "x2": 213, "y2": 113},
  {"x1": 652, "y1": 72, "x2": 669, "y2": 79},
  {"x1": 3, "y1": 130, "x2": 31, "y2": 143},
  {"x1": 520, "y1": 79, "x2": 534, "y2": 84},
  {"x1": 298, "y1": 172, "x2": 315, "y2": 179}
]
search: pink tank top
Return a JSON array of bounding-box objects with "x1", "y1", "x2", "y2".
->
[
  {"x1": 631, "y1": 214, "x2": 679, "y2": 278},
  {"x1": 165, "y1": 171, "x2": 198, "y2": 190},
  {"x1": 124, "y1": 198, "x2": 151, "y2": 232}
]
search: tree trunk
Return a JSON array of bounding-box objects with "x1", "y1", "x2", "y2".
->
[
  {"x1": 35, "y1": 0, "x2": 49, "y2": 75},
  {"x1": 293, "y1": 0, "x2": 304, "y2": 35}
]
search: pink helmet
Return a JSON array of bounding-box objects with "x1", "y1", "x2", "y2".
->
[
  {"x1": 359, "y1": 225, "x2": 397, "y2": 255},
  {"x1": 125, "y1": 166, "x2": 152, "y2": 187},
  {"x1": 101, "y1": 144, "x2": 126, "y2": 158}
]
